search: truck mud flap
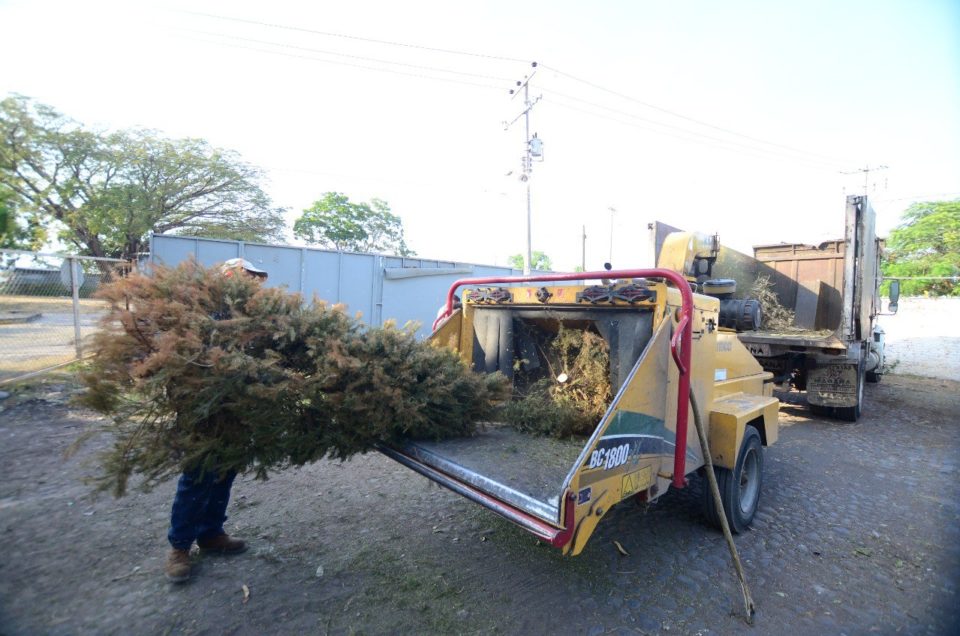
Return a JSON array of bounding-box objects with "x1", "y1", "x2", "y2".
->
[{"x1": 806, "y1": 364, "x2": 859, "y2": 407}]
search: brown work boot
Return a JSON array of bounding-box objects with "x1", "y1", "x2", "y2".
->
[
  {"x1": 197, "y1": 533, "x2": 247, "y2": 555},
  {"x1": 165, "y1": 548, "x2": 192, "y2": 583}
]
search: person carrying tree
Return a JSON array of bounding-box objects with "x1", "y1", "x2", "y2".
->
[{"x1": 164, "y1": 258, "x2": 269, "y2": 583}]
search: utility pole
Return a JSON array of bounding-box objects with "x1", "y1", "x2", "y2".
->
[
  {"x1": 506, "y1": 62, "x2": 542, "y2": 275},
  {"x1": 841, "y1": 164, "x2": 888, "y2": 196},
  {"x1": 608, "y1": 206, "x2": 616, "y2": 265},
  {"x1": 581, "y1": 225, "x2": 586, "y2": 272}
]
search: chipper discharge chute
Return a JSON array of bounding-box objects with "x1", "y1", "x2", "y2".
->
[{"x1": 377, "y1": 269, "x2": 779, "y2": 556}]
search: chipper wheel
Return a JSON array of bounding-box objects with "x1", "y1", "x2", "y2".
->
[{"x1": 702, "y1": 425, "x2": 763, "y2": 534}]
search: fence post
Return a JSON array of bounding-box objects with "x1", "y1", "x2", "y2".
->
[{"x1": 70, "y1": 257, "x2": 82, "y2": 358}]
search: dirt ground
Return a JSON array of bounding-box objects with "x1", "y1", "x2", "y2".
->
[{"x1": 0, "y1": 373, "x2": 958, "y2": 636}]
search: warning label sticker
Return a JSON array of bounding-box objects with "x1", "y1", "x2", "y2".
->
[{"x1": 621, "y1": 466, "x2": 653, "y2": 499}]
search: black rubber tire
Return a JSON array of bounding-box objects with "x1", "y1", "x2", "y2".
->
[
  {"x1": 834, "y1": 405, "x2": 860, "y2": 422},
  {"x1": 809, "y1": 404, "x2": 831, "y2": 418},
  {"x1": 702, "y1": 425, "x2": 764, "y2": 534},
  {"x1": 866, "y1": 370, "x2": 881, "y2": 383}
]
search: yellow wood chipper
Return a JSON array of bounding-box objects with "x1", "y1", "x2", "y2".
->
[{"x1": 378, "y1": 254, "x2": 779, "y2": 556}]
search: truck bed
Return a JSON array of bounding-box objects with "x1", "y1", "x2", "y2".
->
[
  {"x1": 397, "y1": 425, "x2": 585, "y2": 525},
  {"x1": 739, "y1": 328, "x2": 844, "y2": 350}
]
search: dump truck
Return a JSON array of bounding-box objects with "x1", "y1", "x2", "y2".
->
[
  {"x1": 651, "y1": 195, "x2": 898, "y2": 422},
  {"x1": 377, "y1": 265, "x2": 779, "y2": 555}
]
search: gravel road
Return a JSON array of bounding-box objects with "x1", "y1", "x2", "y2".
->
[
  {"x1": 880, "y1": 297, "x2": 960, "y2": 382},
  {"x1": 0, "y1": 373, "x2": 957, "y2": 635}
]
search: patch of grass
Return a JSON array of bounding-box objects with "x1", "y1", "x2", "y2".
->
[
  {"x1": 0, "y1": 353, "x2": 77, "y2": 375},
  {"x1": 0, "y1": 295, "x2": 109, "y2": 315},
  {"x1": 1, "y1": 363, "x2": 89, "y2": 400},
  {"x1": 335, "y1": 546, "x2": 475, "y2": 634}
]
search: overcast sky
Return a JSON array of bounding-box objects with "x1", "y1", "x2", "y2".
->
[{"x1": 2, "y1": 0, "x2": 958, "y2": 269}]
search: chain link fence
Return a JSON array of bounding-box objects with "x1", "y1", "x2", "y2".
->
[{"x1": 0, "y1": 249, "x2": 131, "y2": 384}]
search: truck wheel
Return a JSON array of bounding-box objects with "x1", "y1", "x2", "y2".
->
[
  {"x1": 702, "y1": 425, "x2": 763, "y2": 534},
  {"x1": 809, "y1": 404, "x2": 830, "y2": 418},
  {"x1": 866, "y1": 370, "x2": 881, "y2": 383}
]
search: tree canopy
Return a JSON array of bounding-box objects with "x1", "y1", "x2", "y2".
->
[
  {"x1": 0, "y1": 95, "x2": 285, "y2": 259},
  {"x1": 0, "y1": 184, "x2": 45, "y2": 250},
  {"x1": 293, "y1": 192, "x2": 412, "y2": 256},
  {"x1": 882, "y1": 199, "x2": 959, "y2": 296},
  {"x1": 508, "y1": 251, "x2": 552, "y2": 271}
]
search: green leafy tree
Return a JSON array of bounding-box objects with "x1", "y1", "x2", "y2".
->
[
  {"x1": 882, "y1": 199, "x2": 960, "y2": 296},
  {"x1": 508, "y1": 251, "x2": 552, "y2": 271},
  {"x1": 0, "y1": 184, "x2": 45, "y2": 249},
  {"x1": 0, "y1": 95, "x2": 285, "y2": 259},
  {"x1": 293, "y1": 192, "x2": 412, "y2": 256}
]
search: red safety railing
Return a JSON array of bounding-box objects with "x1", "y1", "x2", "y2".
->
[{"x1": 434, "y1": 269, "x2": 694, "y2": 490}]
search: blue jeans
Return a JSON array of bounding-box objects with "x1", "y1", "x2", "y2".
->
[{"x1": 167, "y1": 469, "x2": 237, "y2": 550}]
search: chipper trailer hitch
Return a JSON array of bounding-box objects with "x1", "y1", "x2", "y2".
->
[{"x1": 380, "y1": 268, "x2": 775, "y2": 622}]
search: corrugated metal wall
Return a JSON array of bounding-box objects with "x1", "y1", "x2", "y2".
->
[{"x1": 149, "y1": 235, "x2": 525, "y2": 338}]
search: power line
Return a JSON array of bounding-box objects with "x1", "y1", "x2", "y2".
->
[
  {"x1": 175, "y1": 34, "x2": 505, "y2": 91},
  {"x1": 180, "y1": 10, "x2": 530, "y2": 63},
  {"x1": 178, "y1": 36, "x2": 847, "y2": 172},
  {"x1": 539, "y1": 63, "x2": 856, "y2": 166},
  {"x1": 268, "y1": 165, "x2": 510, "y2": 196},
  {"x1": 841, "y1": 164, "x2": 888, "y2": 195},
  {"x1": 883, "y1": 276, "x2": 959, "y2": 281},
  {"x1": 546, "y1": 97, "x2": 842, "y2": 172},
  {"x1": 541, "y1": 87, "x2": 845, "y2": 170},
  {"x1": 179, "y1": 10, "x2": 864, "y2": 170},
  {"x1": 872, "y1": 191, "x2": 960, "y2": 203},
  {"x1": 175, "y1": 28, "x2": 515, "y2": 82}
]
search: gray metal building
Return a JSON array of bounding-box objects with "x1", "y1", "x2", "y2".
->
[{"x1": 149, "y1": 235, "x2": 529, "y2": 338}]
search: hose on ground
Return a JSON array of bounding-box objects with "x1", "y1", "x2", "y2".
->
[{"x1": 689, "y1": 389, "x2": 756, "y2": 623}]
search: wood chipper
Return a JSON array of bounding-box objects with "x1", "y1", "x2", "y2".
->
[{"x1": 377, "y1": 266, "x2": 779, "y2": 556}]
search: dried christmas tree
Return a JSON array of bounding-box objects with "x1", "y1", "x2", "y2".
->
[
  {"x1": 79, "y1": 261, "x2": 508, "y2": 496},
  {"x1": 748, "y1": 274, "x2": 797, "y2": 331},
  {"x1": 499, "y1": 326, "x2": 612, "y2": 437}
]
